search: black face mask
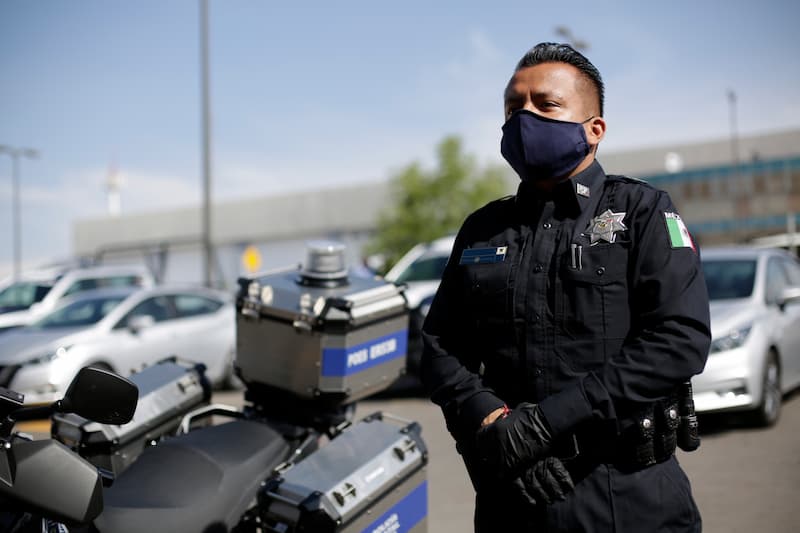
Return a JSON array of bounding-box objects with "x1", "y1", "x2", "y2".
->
[{"x1": 501, "y1": 110, "x2": 593, "y2": 183}]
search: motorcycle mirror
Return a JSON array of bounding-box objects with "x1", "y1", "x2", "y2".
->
[{"x1": 61, "y1": 367, "x2": 138, "y2": 424}]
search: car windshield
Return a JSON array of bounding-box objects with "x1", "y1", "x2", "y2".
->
[
  {"x1": 702, "y1": 259, "x2": 757, "y2": 300},
  {"x1": 0, "y1": 281, "x2": 52, "y2": 312},
  {"x1": 394, "y1": 256, "x2": 449, "y2": 284},
  {"x1": 34, "y1": 295, "x2": 127, "y2": 328}
]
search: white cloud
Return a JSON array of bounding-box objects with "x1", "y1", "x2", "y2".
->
[
  {"x1": 0, "y1": 167, "x2": 203, "y2": 269},
  {"x1": 114, "y1": 170, "x2": 200, "y2": 213},
  {"x1": 445, "y1": 29, "x2": 503, "y2": 78},
  {"x1": 194, "y1": 28, "x2": 512, "y2": 205}
]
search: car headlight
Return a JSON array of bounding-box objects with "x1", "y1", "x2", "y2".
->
[
  {"x1": 22, "y1": 345, "x2": 71, "y2": 367},
  {"x1": 710, "y1": 324, "x2": 752, "y2": 354}
]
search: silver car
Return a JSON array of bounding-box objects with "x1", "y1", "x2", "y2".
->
[
  {"x1": 0, "y1": 285, "x2": 236, "y2": 404},
  {"x1": 694, "y1": 247, "x2": 800, "y2": 425}
]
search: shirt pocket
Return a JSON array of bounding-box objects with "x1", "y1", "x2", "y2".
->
[
  {"x1": 460, "y1": 256, "x2": 515, "y2": 365},
  {"x1": 462, "y1": 259, "x2": 512, "y2": 321},
  {"x1": 557, "y1": 243, "x2": 630, "y2": 340}
]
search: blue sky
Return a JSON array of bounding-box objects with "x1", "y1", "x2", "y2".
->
[{"x1": 1, "y1": 0, "x2": 798, "y2": 276}]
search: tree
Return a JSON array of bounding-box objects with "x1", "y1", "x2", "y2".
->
[{"x1": 367, "y1": 135, "x2": 511, "y2": 271}]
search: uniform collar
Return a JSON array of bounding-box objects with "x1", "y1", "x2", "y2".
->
[
  {"x1": 515, "y1": 160, "x2": 607, "y2": 218},
  {"x1": 572, "y1": 160, "x2": 607, "y2": 214}
]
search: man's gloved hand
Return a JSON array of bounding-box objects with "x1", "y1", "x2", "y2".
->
[
  {"x1": 474, "y1": 402, "x2": 554, "y2": 478},
  {"x1": 511, "y1": 457, "x2": 575, "y2": 508}
]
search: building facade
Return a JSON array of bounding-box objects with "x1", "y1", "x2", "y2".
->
[{"x1": 72, "y1": 128, "x2": 800, "y2": 287}]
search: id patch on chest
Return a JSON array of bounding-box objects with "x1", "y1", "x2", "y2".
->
[{"x1": 459, "y1": 246, "x2": 507, "y2": 265}]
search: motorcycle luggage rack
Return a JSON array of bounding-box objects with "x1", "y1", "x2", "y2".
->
[{"x1": 177, "y1": 403, "x2": 243, "y2": 435}]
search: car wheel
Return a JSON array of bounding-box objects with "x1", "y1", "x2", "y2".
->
[{"x1": 750, "y1": 350, "x2": 781, "y2": 427}]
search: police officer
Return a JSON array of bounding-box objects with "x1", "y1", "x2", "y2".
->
[{"x1": 420, "y1": 42, "x2": 711, "y2": 532}]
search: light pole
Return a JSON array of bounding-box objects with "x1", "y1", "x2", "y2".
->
[
  {"x1": 554, "y1": 26, "x2": 590, "y2": 51},
  {"x1": 199, "y1": 0, "x2": 214, "y2": 288},
  {"x1": 727, "y1": 89, "x2": 746, "y2": 241},
  {"x1": 0, "y1": 145, "x2": 39, "y2": 281}
]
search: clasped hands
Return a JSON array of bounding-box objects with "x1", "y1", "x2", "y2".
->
[{"x1": 475, "y1": 403, "x2": 574, "y2": 507}]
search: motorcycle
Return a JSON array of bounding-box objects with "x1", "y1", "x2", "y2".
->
[
  {"x1": 0, "y1": 366, "x2": 138, "y2": 532},
  {"x1": 1, "y1": 242, "x2": 429, "y2": 533}
]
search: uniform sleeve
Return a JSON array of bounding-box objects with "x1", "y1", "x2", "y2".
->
[
  {"x1": 539, "y1": 190, "x2": 711, "y2": 436},
  {"x1": 420, "y1": 223, "x2": 505, "y2": 442}
]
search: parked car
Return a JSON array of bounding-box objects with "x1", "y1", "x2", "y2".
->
[
  {"x1": 0, "y1": 265, "x2": 154, "y2": 334},
  {"x1": 694, "y1": 246, "x2": 800, "y2": 425},
  {"x1": 384, "y1": 235, "x2": 455, "y2": 376},
  {"x1": 0, "y1": 274, "x2": 54, "y2": 316},
  {"x1": 0, "y1": 285, "x2": 236, "y2": 404}
]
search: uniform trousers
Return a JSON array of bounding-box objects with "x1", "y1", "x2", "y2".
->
[{"x1": 473, "y1": 455, "x2": 701, "y2": 532}]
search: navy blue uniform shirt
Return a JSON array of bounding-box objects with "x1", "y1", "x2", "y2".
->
[{"x1": 421, "y1": 161, "x2": 711, "y2": 445}]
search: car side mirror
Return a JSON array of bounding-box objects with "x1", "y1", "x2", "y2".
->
[
  {"x1": 127, "y1": 314, "x2": 155, "y2": 333},
  {"x1": 61, "y1": 366, "x2": 138, "y2": 424},
  {"x1": 778, "y1": 286, "x2": 800, "y2": 310}
]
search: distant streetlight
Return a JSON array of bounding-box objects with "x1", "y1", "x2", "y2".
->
[
  {"x1": 554, "y1": 26, "x2": 590, "y2": 51},
  {"x1": 0, "y1": 145, "x2": 39, "y2": 280},
  {"x1": 727, "y1": 89, "x2": 740, "y2": 171},
  {"x1": 727, "y1": 89, "x2": 748, "y2": 242}
]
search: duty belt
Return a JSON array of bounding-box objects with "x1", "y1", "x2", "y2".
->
[{"x1": 554, "y1": 393, "x2": 697, "y2": 472}]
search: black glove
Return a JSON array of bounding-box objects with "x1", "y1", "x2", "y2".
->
[
  {"x1": 512, "y1": 457, "x2": 575, "y2": 507},
  {"x1": 474, "y1": 402, "x2": 554, "y2": 478}
]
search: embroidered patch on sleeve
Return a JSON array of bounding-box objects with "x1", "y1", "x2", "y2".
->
[{"x1": 664, "y1": 212, "x2": 695, "y2": 251}]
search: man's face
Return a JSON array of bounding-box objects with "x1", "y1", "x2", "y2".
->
[
  {"x1": 504, "y1": 62, "x2": 596, "y2": 122},
  {"x1": 503, "y1": 62, "x2": 605, "y2": 159}
]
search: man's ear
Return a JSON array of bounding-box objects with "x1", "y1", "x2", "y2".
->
[{"x1": 586, "y1": 116, "x2": 606, "y2": 153}]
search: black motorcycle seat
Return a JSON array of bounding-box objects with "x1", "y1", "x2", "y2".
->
[{"x1": 94, "y1": 419, "x2": 291, "y2": 533}]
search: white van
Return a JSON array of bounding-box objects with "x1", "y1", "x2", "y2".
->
[{"x1": 0, "y1": 265, "x2": 154, "y2": 334}]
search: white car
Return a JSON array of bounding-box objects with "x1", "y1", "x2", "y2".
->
[
  {"x1": 385, "y1": 235, "x2": 455, "y2": 310},
  {"x1": 384, "y1": 235, "x2": 455, "y2": 376},
  {"x1": 694, "y1": 247, "x2": 800, "y2": 425},
  {"x1": 0, "y1": 265, "x2": 154, "y2": 334},
  {"x1": 0, "y1": 285, "x2": 235, "y2": 404},
  {"x1": 0, "y1": 273, "x2": 54, "y2": 318}
]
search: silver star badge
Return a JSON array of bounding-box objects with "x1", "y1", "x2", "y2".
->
[{"x1": 585, "y1": 209, "x2": 627, "y2": 245}]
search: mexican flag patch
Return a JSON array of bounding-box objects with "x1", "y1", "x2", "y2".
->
[{"x1": 664, "y1": 212, "x2": 695, "y2": 250}]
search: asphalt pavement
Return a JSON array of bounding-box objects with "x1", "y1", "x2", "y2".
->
[
  {"x1": 353, "y1": 390, "x2": 800, "y2": 533},
  {"x1": 19, "y1": 387, "x2": 799, "y2": 532}
]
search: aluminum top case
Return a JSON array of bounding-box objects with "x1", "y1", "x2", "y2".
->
[
  {"x1": 51, "y1": 358, "x2": 210, "y2": 475},
  {"x1": 236, "y1": 242, "x2": 409, "y2": 404},
  {"x1": 259, "y1": 412, "x2": 428, "y2": 533}
]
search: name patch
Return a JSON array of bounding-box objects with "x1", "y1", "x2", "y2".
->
[
  {"x1": 459, "y1": 246, "x2": 507, "y2": 265},
  {"x1": 321, "y1": 330, "x2": 408, "y2": 377}
]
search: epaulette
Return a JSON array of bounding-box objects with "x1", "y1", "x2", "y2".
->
[
  {"x1": 478, "y1": 194, "x2": 515, "y2": 211},
  {"x1": 605, "y1": 174, "x2": 655, "y2": 188},
  {"x1": 466, "y1": 194, "x2": 515, "y2": 221}
]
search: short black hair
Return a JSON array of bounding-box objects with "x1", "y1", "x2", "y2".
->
[{"x1": 515, "y1": 42, "x2": 604, "y2": 117}]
